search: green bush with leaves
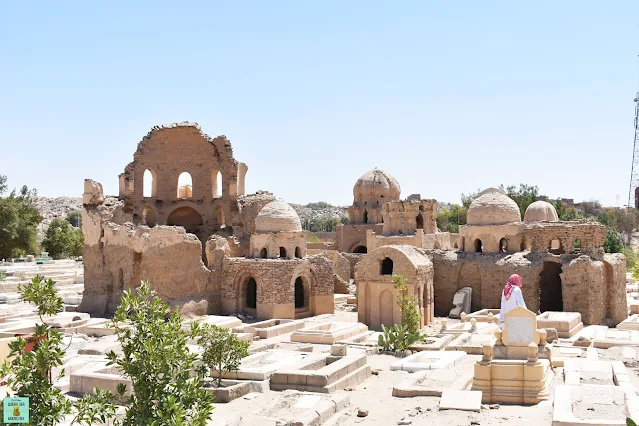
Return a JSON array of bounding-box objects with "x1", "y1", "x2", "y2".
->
[
  {"x1": 623, "y1": 246, "x2": 638, "y2": 269},
  {"x1": 65, "y1": 210, "x2": 82, "y2": 228},
  {"x1": 604, "y1": 229, "x2": 624, "y2": 254},
  {"x1": 105, "y1": 281, "x2": 214, "y2": 426},
  {"x1": 42, "y1": 218, "x2": 83, "y2": 259},
  {"x1": 0, "y1": 175, "x2": 41, "y2": 259},
  {"x1": 196, "y1": 324, "x2": 250, "y2": 387},
  {"x1": 392, "y1": 274, "x2": 421, "y2": 333},
  {"x1": 0, "y1": 275, "x2": 115, "y2": 426},
  {"x1": 377, "y1": 324, "x2": 424, "y2": 352}
]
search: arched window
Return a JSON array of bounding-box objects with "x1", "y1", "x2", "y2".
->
[
  {"x1": 177, "y1": 172, "x2": 193, "y2": 198},
  {"x1": 474, "y1": 239, "x2": 483, "y2": 253},
  {"x1": 549, "y1": 239, "x2": 564, "y2": 255},
  {"x1": 573, "y1": 238, "x2": 581, "y2": 250},
  {"x1": 363, "y1": 210, "x2": 368, "y2": 224},
  {"x1": 143, "y1": 169, "x2": 156, "y2": 197},
  {"x1": 246, "y1": 277, "x2": 257, "y2": 309},
  {"x1": 353, "y1": 245, "x2": 367, "y2": 254},
  {"x1": 520, "y1": 237, "x2": 529, "y2": 252},
  {"x1": 416, "y1": 215, "x2": 423, "y2": 229},
  {"x1": 380, "y1": 257, "x2": 393, "y2": 275},
  {"x1": 499, "y1": 238, "x2": 508, "y2": 253},
  {"x1": 294, "y1": 277, "x2": 305, "y2": 308},
  {"x1": 295, "y1": 247, "x2": 302, "y2": 258},
  {"x1": 212, "y1": 171, "x2": 223, "y2": 198},
  {"x1": 279, "y1": 247, "x2": 287, "y2": 258},
  {"x1": 418, "y1": 205, "x2": 424, "y2": 212},
  {"x1": 260, "y1": 248, "x2": 267, "y2": 258}
]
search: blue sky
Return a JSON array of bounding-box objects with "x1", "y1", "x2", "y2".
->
[{"x1": 1, "y1": 2, "x2": 638, "y2": 207}]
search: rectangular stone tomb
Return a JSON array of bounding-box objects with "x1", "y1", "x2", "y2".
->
[
  {"x1": 392, "y1": 364, "x2": 474, "y2": 397},
  {"x1": 290, "y1": 322, "x2": 368, "y2": 345},
  {"x1": 630, "y1": 301, "x2": 639, "y2": 315},
  {"x1": 552, "y1": 384, "x2": 629, "y2": 426},
  {"x1": 537, "y1": 311, "x2": 584, "y2": 338},
  {"x1": 204, "y1": 378, "x2": 269, "y2": 403},
  {"x1": 77, "y1": 319, "x2": 118, "y2": 337},
  {"x1": 408, "y1": 334, "x2": 455, "y2": 352},
  {"x1": 593, "y1": 328, "x2": 639, "y2": 349},
  {"x1": 70, "y1": 365, "x2": 132, "y2": 396},
  {"x1": 183, "y1": 315, "x2": 242, "y2": 330},
  {"x1": 390, "y1": 350, "x2": 466, "y2": 372},
  {"x1": 270, "y1": 354, "x2": 371, "y2": 393},
  {"x1": 446, "y1": 333, "x2": 496, "y2": 355},
  {"x1": 562, "y1": 359, "x2": 632, "y2": 390},
  {"x1": 336, "y1": 331, "x2": 381, "y2": 347},
  {"x1": 440, "y1": 320, "x2": 499, "y2": 336},
  {"x1": 616, "y1": 314, "x2": 639, "y2": 332},
  {"x1": 463, "y1": 308, "x2": 500, "y2": 323},
  {"x1": 550, "y1": 345, "x2": 598, "y2": 367},
  {"x1": 221, "y1": 350, "x2": 323, "y2": 381},
  {"x1": 241, "y1": 319, "x2": 307, "y2": 339}
]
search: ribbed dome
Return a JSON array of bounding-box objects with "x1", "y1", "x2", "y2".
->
[
  {"x1": 524, "y1": 200, "x2": 559, "y2": 222},
  {"x1": 353, "y1": 169, "x2": 400, "y2": 202},
  {"x1": 467, "y1": 188, "x2": 521, "y2": 226},
  {"x1": 255, "y1": 201, "x2": 302, "y2": 233}
]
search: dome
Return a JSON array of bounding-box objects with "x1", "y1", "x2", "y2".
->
[
  {"x1": 353, "y1": 169, "x2": 401, "y2": 202},
  {"x1": 524, "y1": 200, "x2": 559, "y2": 222},
  {"x1": 466, "y1": 188, "x2": 521, "y2": 226},
  {"x1": 255, "y1": 201, "x2": 302, "y2": 233}
]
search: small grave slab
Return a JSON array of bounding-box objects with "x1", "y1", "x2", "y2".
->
[
  {"x1": 290, "y1": 322, "x2": 368, "y2": 345},
  {"x1": 537, "y1": 311, "x2": 584, "y2": 338},
  {"x1": 446, "y1": 332, "x2": 496, "y2": 355},
  {"x1": 593, "y1": 327, "x2": 639, "y2": 348},
  {"x1": 463, "y1": 308, "x2": 500, "y2": 323},
  {"x1": 390, "y1": 351, "x2": 466, "y2": 372},
  {"x1": 439, "y1": 390, "x2": 482, "y2": 412},
  {"x1": 393, "y1": 364, "x2": 474, "y2": 397},
  {"x1": 552, "y1": 384, "x2": 626, "y2": 425},
  {"x1": 408, "y1": 334, "x2": 455, "y2": 352},
  {"x1": 221, "y1": 350, "x2": 322, "y2": 381}
]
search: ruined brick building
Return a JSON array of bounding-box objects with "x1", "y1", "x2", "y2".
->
[{"x1": 80, "y1": 123, "x2": 333, "y2": 318}]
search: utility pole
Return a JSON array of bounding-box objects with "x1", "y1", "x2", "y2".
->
[{"x1": 627, "y1": 90, "x2": 639, "y2": 210}]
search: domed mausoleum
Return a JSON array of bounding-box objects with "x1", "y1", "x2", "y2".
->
[
  {"x1": 524, "y1": 200, "x2": 559, "y2": 223},
  {"x1": 349, "y1": 168, "x2": 401, "y2": 225},
  {"x1": 250, "y1": 200, "x2": 306, "y2": 259},
  {"x1": 255, "y1": 200, "x2": 302, "y2": 233},
  {"x1": 460, "y1": 188, "x2": 525, "y2": 253}
]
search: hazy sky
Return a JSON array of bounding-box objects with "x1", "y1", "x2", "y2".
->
[{"x1": 1, "y1": 2, "x2": 638, "y2": 207}]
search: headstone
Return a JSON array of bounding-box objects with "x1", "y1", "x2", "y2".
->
[
  {"x1": 448, "y1": 287, "x2": 472, "y2": 319},
  {"x1": 501, "y1": 306, "x2": 539, "y2": 347}
]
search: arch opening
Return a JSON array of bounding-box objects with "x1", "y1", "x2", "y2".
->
[
  {"x1": 295, "y1": 246, "x2": 302, "y2": 258},
  {"x1": 246, "y1": 277, "x2": 257, "y2": 309},
  {"x1": 294, "y1": 277, "x2": 305, "y2": 309},
  {"x1": 177, "y1": 172, "x2": 193, "y2": 198},
  {"x1": 143, "y1": 169, "x2": 156, "y2": 197},
  {"x1": 353, "y1": 245, "x2": 367, "y2": 254},
  {"x1": 380, "y1": 257, "x2": 393, "y2": 275},
  {"x1": 416, "y1": 215, "x2": 424, "y2": 229},
  {"x1": 539, "y1": 261, "x2": 563, "y2": 312},
  {"x1": 549, "y1": 239, "x2": 565, "y2": 255},
  {"x1": 260, "y1": 248, "x2": 267, "y2": 259},
  {"x1": 212, "y1": 171, "x2": 223, "y2": 198},
  {"x1": 499, "y1": 238, "x2": 508, "y2": 253},
  {"x1": 363, "y1": 210, "x2": 368, "y2": 224},
  {"x1": 521, "y1": 237, "x2": 529, "y2": 252},
  {"x1": 279, "y1": 247, "x2": 287, "y2": 258},
  {"x1": 167, "y1": 207, "x2": 203, "y2": 233},
  {"x1": 573, "y1": 238, "x2": 582, "y2": 251},
  {"x1": 474, "y1": 239, "x2": 483, "y2": 253}
]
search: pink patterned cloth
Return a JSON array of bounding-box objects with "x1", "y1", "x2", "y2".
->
[{"x1": 503, "y1": 274, "x2": 523, "y2": 301}]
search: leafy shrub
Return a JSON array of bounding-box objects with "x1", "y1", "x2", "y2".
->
[
  {"x1": 42, "y1": 218, "x2": 83, "y2": 259},
  {"x1": 0, "y1": 175, "x2": 41, "y2": 259},
  {"x1": 623, "y1": 246, "x2": 638, "y2": 269},
  {"x1": 0, "y1": 275, "x2": 114, "y2": 425},
  {"x1": 66, "y1": 209, "x2": 82, "y2": 228},
  {"x1": 106, "y1": 281, "x2": 214, "y2": 425},
  {"x1": 604, "y1": 229, "x2": 623, "y2": 254},
  {"x1": 196, "y1": 324, "x2": 250, "y2": 387},
  {"x1": 377, "y1": 324, "x2": 424, "y2": 352},
  {"x1": 392, "y1": 274, "x2": 421, "y2": 333}
]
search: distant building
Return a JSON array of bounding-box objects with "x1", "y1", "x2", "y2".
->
[{"x1": 406, "y1": 194, "x2": 421, "y2": 202}]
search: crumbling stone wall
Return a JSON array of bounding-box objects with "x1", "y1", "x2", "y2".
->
[
  {"x1": 118, "y1": 123, "x2": 250, "y2": 241},
  {"x1": 381, "y1": 200, "x2": 438, "y2": 235},
  {"x1": 219, "y1": 255, "x2": 334, "y2": 319},
  {"x1": 81, "y1": 188, "x2": 215, "y2": 317},
  {"x1": 430, "y1": 251, "x2": 626, "y2": 326},
  {"x1": 523, "y1": 221, "x2": 606, "y2": 256},
  {"x1": 336, "y1": 223, "x2": 382, "y2": 253}
]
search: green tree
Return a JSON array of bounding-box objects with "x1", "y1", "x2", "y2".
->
[
  {"x1": 500, "y1": 184, "x2": 539, "y2": 219},
  {"x1": 196, "y1": 324, "x2": 249, "y2": 387},
  {"x1": 437, "y1": 204, "x2": 467, "y2": 233},
  {"x1": 42, "y1": 218, "x2": 83, "y2": 259},
  {"x1": 392, "y1": 274, "x2": 422, "y2": 333},
  {"x1": 105, "y1": 282, "x2": 214, "y2": 426},
  {"x1": 0, "y1": 175, "x2": 41, "y2": 259},
  {"x1": 604, "y1": 229, "x2": 623, "y2": 253},
  {"x1": 0, "y1": 275, "x2": 115, "y2": 425},
  {"x1": 461, "y1": 189, "x2": 481, "y2": 209},
  {"x1": 65, "y1": 210, "x2": 82, "y2": 228}
]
